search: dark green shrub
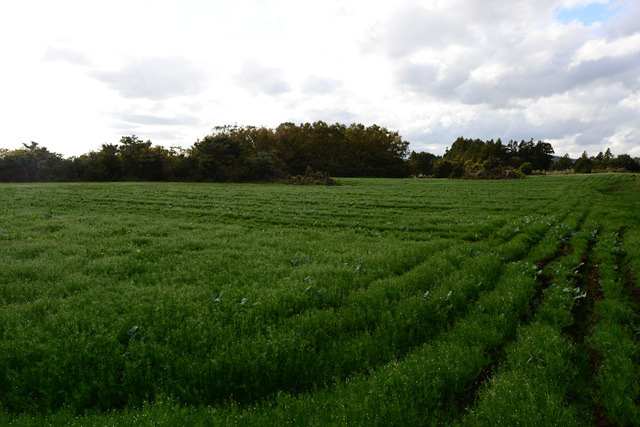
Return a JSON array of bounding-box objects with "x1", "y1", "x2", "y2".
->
[
  {"x1": 450, "y1": 163, "x2": 465, "y2": 179},
  {"x1": 289, "y1": 168, "x2": 340, "y2": 186},
  {"x1": 482, "y1": 157, "x2": 502, "y2": 171},
  {"x1": 237, "y1": 151, "x2": 285, "y2": 182},
  {"x1": 434, "y1": 160, "x2": 454, "y2": 178},
  {"x1": 519, "y1": 162, "x2": 533, "y2": 175},
  {"x1": 574, "y1": 158, "x2": 593, "y2": 174}
]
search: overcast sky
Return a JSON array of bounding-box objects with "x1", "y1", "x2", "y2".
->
[{"x1": 1, "y1": 0, "x2": 639, "y2": 158}]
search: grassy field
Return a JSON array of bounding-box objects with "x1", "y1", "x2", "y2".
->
[{"x1": 0, "y1": 175, "x2": 638, "y2": 425}]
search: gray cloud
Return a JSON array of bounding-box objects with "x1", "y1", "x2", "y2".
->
[
  {"x1": 435, "y1": 50, "x2": 640, "y2": 106},
  {"x1": 235, "y1": 61, "x2": 291, "y2": 95},
  {"x1": 407, "y1": 93, "x2": 640, "y2": 157},
  {"x1": 91, "y1": 56, "x2": 209, "y2": 100},
  {"x1": 605, "y1": 1, "x2": 640, "y2": 38},
  {"x1": 376, "y1": 0, "x2": 640, "y2": 156},
  {"x1": 395, "y1": 34, "x2": 640, "y2": 108},
  {"x1": 366, "y1": 1, "x2": 558, "y2": 58},
  {"x1": 366, "y1": 6, "x2": 473, "y2": 57}
]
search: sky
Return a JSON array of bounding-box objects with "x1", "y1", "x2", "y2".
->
[{"x1": 0, "y1": 0, "x2": 639, "y2": 158}]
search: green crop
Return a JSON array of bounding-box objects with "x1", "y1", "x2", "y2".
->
[{"x1": 0, "y1": 174, "x2": 638, "y2": 424}]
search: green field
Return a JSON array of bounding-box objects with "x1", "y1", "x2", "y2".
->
[{"x1": 1, "y1": 175, "x2": 639, "y2": 425}]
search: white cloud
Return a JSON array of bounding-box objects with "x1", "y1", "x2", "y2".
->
[
  {"x1": 43, "y1": 46, "x2": 90, "y2": 66},
  {"x1": 571, "y1": 31, "x2": 640, "y2": 64},
  {"x1": 91, "y1": 56, "x2": 209, "y2": 100}
]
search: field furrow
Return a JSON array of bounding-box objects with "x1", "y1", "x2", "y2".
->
[{"x1": 450, "y1": 210, "x2": 587, "y2": 417}]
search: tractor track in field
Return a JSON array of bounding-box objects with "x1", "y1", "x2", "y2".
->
[
  {"x1": 617, "y1": 227, "x2": 640, "y2": 314},
  {"x1": 528, "y1": 212, "x2": 588, "y2": 318},
  {"x1": 451, "y1": 215, "x2": 586, "y2": 415},
  {"x1": 561, "y1": 228, "x2": 616, "y2": 426},
  {"x1": 562, "y1": 227, "x2": 599, "y2": 344},
  {"x1": 617, "y1": 226, "x2": 640, "y2": 411}
]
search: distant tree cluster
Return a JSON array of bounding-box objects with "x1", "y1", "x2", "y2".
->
[
  {"x1": 567, "y1": 149, "x2": 640, "y2": 174},
  {"x1": 1, "y1": 127, "x2": 638, "y2": 182},
  {"x1": 406, "y1": 137, "x2": 555, "y2": 179},
  {"x1": 405, "y1": 137, "x2": 640, "y2": 178}
]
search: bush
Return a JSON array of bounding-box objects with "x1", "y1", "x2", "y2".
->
[
  {"x1": 450, "y1": 163, "x2": 465, "y2": 179},
  {"x1": 519, "y1": 162, "x2": 533, "y2": 175},
  {"x1": 289, "y1": 168, "x2": 340, "y2": 186},
  {"x1": 434, "y1": 160, "x2": 454, "y2": 178},
  {"x1": 237, "y1": 151, "x2": 285, "y2": 182},
  {"x1": 471, "y1": 166, "x2": 522, "y2": 180},
  {"x1": 482, "y1": 157, "x2": 502, "y2": 171}
]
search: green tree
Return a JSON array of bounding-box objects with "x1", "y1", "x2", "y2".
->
[
  {"x1": 237, "y1": 151, "x2": 285, "y2": 181},
  {"x1": 574, "y1": 151, "x2": 593, "y2": 174},
  {"x1": 532, "y1": 141, "x2": 554, "y2": 170},
  {"x1": 434, "y1": 159, "x2": 455, "y2": 178},
  {"x1": 0, "y1": 142, "x2": 67, "y2": 182},
  {"x1": 95, "y1": 144, "x2": 123, "y2": 181},
  {"x1": 553, "y1": 153, "x2": 573, "y2": 171},
  {"x1": 118, "y1": 135, "x2": 168, "y2": 181},
  {"x1": 610, "y1": 154, "x2": 640, "y2": 172},
  {"x1": 405, "y1": 151, "x2": 437, "y2": 176}
]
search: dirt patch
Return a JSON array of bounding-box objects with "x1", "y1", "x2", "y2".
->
[{"x1": 563, "y1": 234, "x2": 599, "y2": 344}]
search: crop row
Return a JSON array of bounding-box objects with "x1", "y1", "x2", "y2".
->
[
  {"x1": 466, "y1": 180, "x2": 640, "y2": 425},
  {"x1": 201, "y1": 207, "x2": 587, "y2": 424},
  {"x1": 0, "y1": 208, "x2": 564, "y2": 412}
]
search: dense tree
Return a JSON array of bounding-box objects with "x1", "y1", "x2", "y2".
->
[
  {"x1": 440, "y1": 136, "x2": 555, "y2": 178},
  {"x1": 190, "y1": 133, "x2": 242, "y2": 181},
  {"x1": 443, "y1": 137, "x2": 554, "y2": 171},
  {"x1": 434, "y1": 160, "x2": 455, "y2": 178},
  {"x1": 91, "y1": 144, "x2": 123, "y2": 181},
  {"x1": 405, "y1": 151, "x2": 438, "y2": 176},
  {"x1": 118, "y1": 136, "x2": 169, "y2": 181},
  {"x1": 237, "y1": 151, "x2": 285, "y2": 181},
  {"x1": 531, "y1": 141, "x2": 554, "y2": 170},
  {"x1": 593, "y1": 148, "x2": 614, "y2": 170},
  {"x1": 553, "y1": 153, "x2": 573, "y2": 171},
  {"x1": 252, "y1": 122, "x2": 409, "y2": 177},
  {"x1": 0, "y1": 142, "x2": 69, "y2": 182},
  {"x1": 610, "y1": 154, "x2": 640, "y2": 172},
  {"x1": 574, "y1": 151, "x2": 593, "y2": 174}
]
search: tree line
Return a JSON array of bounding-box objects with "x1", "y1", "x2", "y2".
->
[
  {"x1": 0, "y1": 123, "x2": 408, "y2": 182},
  {"x1": 1, "y1": 124, "x2": 638, "y2": 182}
]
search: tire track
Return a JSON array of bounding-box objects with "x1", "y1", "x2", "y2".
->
[
  {"x1": 452, "y1": 214, "x2": 587, "y2": 413},
  {"x1": 617, "y1": 227, "x2": 640, "y2": 315},
  {"x1": 561, "y1": 227, "x2": 615, "y2": 426}
]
